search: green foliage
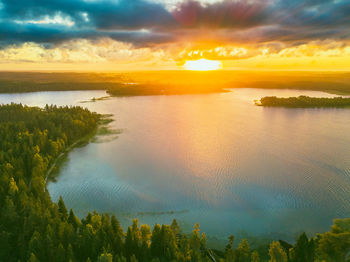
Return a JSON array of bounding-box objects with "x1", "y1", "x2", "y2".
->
[
  {"x1": 316, "y1": 218, "x2": 350, "y2": 262},
  {"x1": 289, "y1": 233, "x2": 315, "y2": 262},
  {"x1": 251, "y1": 250, "x2": 260, "y2": 262},
  {"x1": 0, "y1": 104, "x2": 99, "y2": 262},
  {"x1": 0, "y1": 72, "x2": 226, "y2": 96},
  {"x1": 0, "y1": 103, "x2": 348, "y2": 262},
  {"x1": 58, "y1": 196, "x2": 68, "y2": 221},
  {"x1": 106, "y1": 83, "x2": 226, "y2": 97},
  {"x1": 97, "y1": 251, "x2": 113, "y2": 262},
  {"x1": 27, "y1": 253, "x2": 40, "y2": 262},
  {"x1": 236, "y1": 239, "x2": 250, "y2": 262},
  {"x1": 3, "y1": 71, "x2": 350, "y2": 96},
  {"x1": 258, "y1": 96, "x2": 350, "y2": 108},
  {"x1": 269, "y1": 241, "x2": 287, "y2": 262},
  {"x1": 225, "y1": 235, "x2": 235, "y2": 262}
]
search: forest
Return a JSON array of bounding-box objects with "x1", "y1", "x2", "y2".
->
[
  {"x1": 257, "y1": 96, "x2": 350, "y2": 108},
  {"x1": 1, "y1": 71, "x2": 350, "y2": 95},
  {"x1": 0, "y1": 104, "x2": 349, "y2": 262},
  {"x1": 0, "y1": 72, "x2": 226, "y2": 96},
  {"x1": 0, "y1": 80, "x2": 225, "y2": 97}
]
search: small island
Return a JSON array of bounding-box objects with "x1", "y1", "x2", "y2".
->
[
  {"x1": 106, "y1": 83, "x2": 228, "y2": 96},
  {"x1": 256, "y1": 96, "x2": 350, "y2": 108}
]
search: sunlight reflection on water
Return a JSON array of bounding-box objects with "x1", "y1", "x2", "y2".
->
[{"x1": 1, "y1": 88, "x2": 350, "y2": 241}]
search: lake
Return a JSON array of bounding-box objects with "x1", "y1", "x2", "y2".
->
[{"x1": 1, "y1": 88, "x2": 350, "y2": 241}]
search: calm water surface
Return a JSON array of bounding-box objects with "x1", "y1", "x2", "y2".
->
[{"x1": 1, "y1": 89, "x2": 350, "y2": 240}]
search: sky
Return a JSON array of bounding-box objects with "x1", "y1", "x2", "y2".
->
[{"x1": 0, "y1": 0, "x2": 350, "y2": 71}]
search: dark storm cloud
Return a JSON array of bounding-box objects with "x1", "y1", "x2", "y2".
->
[
  {"x1": 0, "y1": 0, "x2": 176, "y2": 47},
  {"x1": 0, "y1": 0, "x2": 176, "y2": 29},
  {"x1": 168, "y1": 0, "x2": 350, "y2": 44},
  {"x1": 88, "y1": 1, "x2": 175, "y2": 30},
  {"x1": 0, "y1": 21, "x2": 84, "y2": 44},
  {"x1": 0, "y1": 0, "x2": 349, "y2": 48},
  {"x1": 171, "y1": 0, "x2": 270, "y2": 28},
  {"x1": 0, "y1": 21, "x2": 173, "y2": 48},
  {"x1": 270, "y1": 0, "x2": 350, "y2": 28}
]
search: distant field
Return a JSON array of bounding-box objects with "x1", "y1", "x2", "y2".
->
[{"x1": 0, "y1": 71, "x2": 350, "y2": 95}]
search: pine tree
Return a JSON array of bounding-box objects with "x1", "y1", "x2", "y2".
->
[
  {"x1": 8, "y1": 177, "x2": 19, "y2": 195},
  {"x1": 291, "y1": 233, "x2": 315, "y2": 262},
  {"x1": 251, "y1": 250, "x2": 260, "y2": 262},
  {"x1": 27, "y1": 253, "x2": 39, "y2": 262},
  {"x1": 57, "y1": 243, "x2": 66, "y2": 262},
  {"x1": 28, "y1": 231, "x2": 42, "y2": 261},
  {"x1": 269, "y1": 241, "x2": 287, "y2": 262},
  {"x1": 97, "y1": 251, "x2": 113, "y2": 262},
  {"x1": 67, "y1": 244, "x2": 75, "y2": 262},
  {"x1": 225, "y1": 235, "x2": 235, "y2": 262},
  {"x1": 68, "y1": 209, "x2": 80, "y2": 230},
  {"x1": 150, "y1": 224, "x2": 162, "y2": 258},
  {"x1": 171, "y1": 219, "x2": 180, "y2": 236},
  {"x1": 58, "y1": 196, "x2": 68, "y2": 221},
  {"x1": 236, "y1": 239, "x2": 250, "y2": 262}
]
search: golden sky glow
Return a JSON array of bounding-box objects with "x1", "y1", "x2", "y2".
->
[
  {"x1": 184, "y1": 59, "x2": 222, "y2": 71},
  {"x1": 0, "y1": 39, "x2": 350, "y2": 71},
  {"x1": 1, "y1": 0, "x2": 350, "y2": 71},
  {"x1": 1, "y1": 40, "x2": 350, "y2": 71}
]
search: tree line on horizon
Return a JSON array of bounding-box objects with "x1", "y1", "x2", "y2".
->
[
  {"x1": 257, "y1": 96, "x2": 350, "y2": 108},
  {"x1": 0, "y1": 103, "x2": 349, "y2": 262},
  {"x1": 0, "y1": 79, "x2": 225, "y2": 96}
]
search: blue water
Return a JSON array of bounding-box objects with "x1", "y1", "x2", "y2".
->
[{"x1": 1, "y1": 88, "x2": 350, "y2": 241}]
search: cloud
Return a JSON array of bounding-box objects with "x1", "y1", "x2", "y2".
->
[
  {"x1": 171, "y1": 0, "x2": 270, "y2": 28},
  {"x1": 0, "y1": 0, "x2": 349, "y2": 60},
  {"x1": 0, "y1": 20, "x2": 173, "y2": 47},
  {"x1": 89, "y1": 0, "x2": 176, "y2": 30},
  {"x1": 0, "y1": 39, "x2": 171, "y2": 64}
]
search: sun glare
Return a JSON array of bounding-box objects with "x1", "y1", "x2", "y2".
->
[{"x1": 184, "y1": 59, "x2": 223, "y2": 71}]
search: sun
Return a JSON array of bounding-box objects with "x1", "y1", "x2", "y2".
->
[{"x1": 184, "y1": 59, "x2": 223, "y2": 71}]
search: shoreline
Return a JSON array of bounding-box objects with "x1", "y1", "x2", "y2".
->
[
  {"x1": 256, "y1": 95, "x2": 350, "y2": 108},
  {"x1": 0, "y1": 85, "x2": 348, "y2": 96},
  {"x1": 44, "y1": 114, "x2": 114, "y2": 190},
  {"x1": 1, "y1": 71, "x2": 350, "y2": 96}
]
